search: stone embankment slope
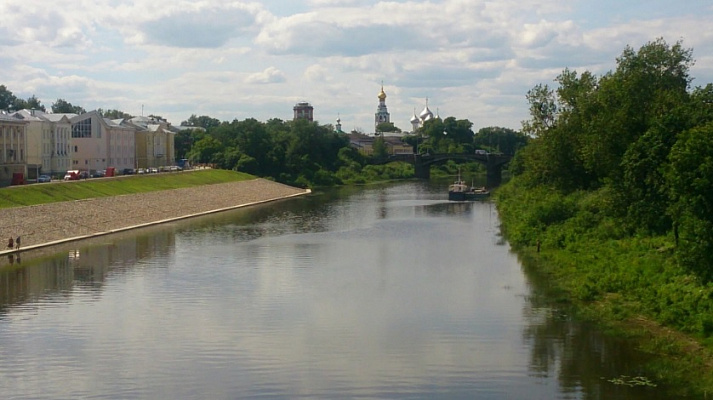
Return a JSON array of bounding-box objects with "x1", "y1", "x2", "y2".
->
[{"x1": 1, "y1": 179, "x2": 309, "y2": 253}]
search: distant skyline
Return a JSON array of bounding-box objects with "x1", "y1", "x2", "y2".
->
[{"x1": 2, "y1": 1, "x2": 712, "y2": 132}]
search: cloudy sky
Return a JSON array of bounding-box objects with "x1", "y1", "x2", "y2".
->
[{"x1": 2, "y1": 1, "x2": 712, "y2": 132}]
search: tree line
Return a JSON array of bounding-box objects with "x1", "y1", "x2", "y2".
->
[
  {"x1": 0, "y1": 84, "x2": 529, "y2": 189},
  {"x1": 511, "y1": 38, "x2": 713, "y2": 281},
  {"x1": 0, "y1": 86, "x2": 86, "y2": 114}
]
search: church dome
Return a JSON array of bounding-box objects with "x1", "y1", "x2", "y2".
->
[
  {"x1": 410, "y1": 111, "x2": 419, "y2": 124},
  {"x1": 378, "y1": 85, "x2": 386, "y2": 101},
  {"x1": 419, "y1": 105, "x2": 433, "y2": 120}
]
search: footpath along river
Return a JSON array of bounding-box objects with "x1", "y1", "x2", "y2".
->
[{"x1": 0, "y1": 181, "x2": 688, "y2": 399}]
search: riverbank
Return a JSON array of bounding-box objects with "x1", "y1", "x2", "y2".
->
[
  {"x1": 0, "y1": 178, "x2": 310, "y2": 254},
  {"x1": 494, "y1": 179, "x2": 713, "y2": 396}
]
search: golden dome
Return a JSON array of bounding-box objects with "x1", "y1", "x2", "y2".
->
[{"x1": 378, "y1": 85, "x2": 386, "y2": 101}]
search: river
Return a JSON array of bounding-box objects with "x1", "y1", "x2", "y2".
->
[{"x1": 0, "y1": 181, "x2": 681, "y2": 399}]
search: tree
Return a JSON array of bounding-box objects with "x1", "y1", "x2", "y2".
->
[
  {"x1": 52, "y1": 98, "x2": 85, "y2": 114},
  {"x1": 376, "y1": 122, "x2": 400, "y2": 133},
  {"x1": 181, "y1": 114, "x2": 221, "y2": 130},
  {"x1": 0, "y1": 85, "x2": 18, "y2": 110},
  {"x1": 521, "y1": 83, "x2": 557, "y2": 138},
  {"x1": 174, "y1": 128, "x2": 205, "y2": 160},
  {"x1": 186, "y1": 136, "x2": 224, "y2": 164},
  {"x1": 14, "y1": 95, "x2": 45, "y2": 112},
  {"x1": 474, "y1": 127, "x2": 528, "y2": 155},
  {"x1": 518, "y1": 38, "x2": 695, "y2": 194},
  {"x1": 372, "y1": 136, "x2": 388, "y2": 158},
  {"x1": 668, "y1": 122, "x2": 713, "y2": 281},
  {"x1": 99, "y1": 109, "x2": 133, "y2": 119},
  {"x1": 442, "y1": 117, "x2": 475, "y2": 148}
]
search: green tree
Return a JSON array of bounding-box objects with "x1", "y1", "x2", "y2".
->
[
  {"x1": 99, "y1": 109, "x2": 133, "y2": 119},
  {"x1": 174, "y1": 129, "x2": 205, "y2": 160},
  {"x1": 376, "y1": 122, "x2": 400, "y2": 133},
  {"x1": 14, "y1": 95, "x2": 45, "y2": 111},
  {"x1": 372, "y1": 136, "x2": 388, "y2": 158},
  {"x1": 181, "y1": 114, "x2": 221, "y2": 130},
  {"x1": 442, "y1": 117, "x2": 475, "y2": 152},
  {"x1": 52, "y1": 98, "x2": 85, "y2": 114},
  {"x1": 474, "y1": 126, "x2": 527, "y2": 155},
  {"x1": 521, "y1": 83, "x2": 557, "y2": 138},
  {"x1": 187, "y1": 136, "x2": 224, "y2": 164},
  {"x1": 0, "y1": 85, "x2": 18, "y2": 110},
  {"x1": 668, "y1": 121, "x2": 713, "y2": 281}
]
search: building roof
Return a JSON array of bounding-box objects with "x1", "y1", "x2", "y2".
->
[{"x1": 0, "y1": 112, "x2": 28, "y2": 124}]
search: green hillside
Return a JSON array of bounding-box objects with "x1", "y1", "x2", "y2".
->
[{"x1": 0, "y1": 170, "x2": 254, "y2": 209}]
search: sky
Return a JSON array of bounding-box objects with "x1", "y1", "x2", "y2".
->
[{"x1": 1, "y1": 0, "x2": 712, "y2": 133}]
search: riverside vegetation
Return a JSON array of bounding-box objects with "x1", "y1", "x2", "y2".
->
[{"x1": 496, "y1": 39, "x2": 713, "y2": 396}]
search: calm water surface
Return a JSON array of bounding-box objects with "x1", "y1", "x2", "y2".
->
[{"x1": 0, "y1": 182, "x2": 677, "y2": 399}]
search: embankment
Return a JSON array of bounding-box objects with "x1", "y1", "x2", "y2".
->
[{"x1": 1, "y1": 178, "x2": 309, "y2": 253}]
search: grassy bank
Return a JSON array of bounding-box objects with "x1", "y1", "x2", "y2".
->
[
  {"x1": 495, "y1": 178, "x2": 713, "y2": 396},
  {"x1": 0, "y1": 169, "x2": 255, "y2": 209}
]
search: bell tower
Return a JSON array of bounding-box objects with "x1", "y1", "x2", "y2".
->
[{"x1": 374, "y1": 82, "x2": 390, "y2": 132}]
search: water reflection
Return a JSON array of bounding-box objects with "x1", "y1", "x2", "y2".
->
[{"x1": 520, "y1": 257, "x2": 682, "y2": 399}]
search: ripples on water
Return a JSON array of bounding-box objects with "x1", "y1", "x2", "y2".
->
[{"x1": 0, "y1": 182, "x2": 682, "y2": 399}]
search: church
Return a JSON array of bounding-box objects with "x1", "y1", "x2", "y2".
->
[{"x1": 373, "y1": 84, "x2": 438, "y2": 135}]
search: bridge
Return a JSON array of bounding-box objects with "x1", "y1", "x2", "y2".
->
[{"x1": 371, "y1": 153, "x2": 512, "y2": 187}]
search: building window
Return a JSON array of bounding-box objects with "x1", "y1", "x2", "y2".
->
[{"x1": 72, "y1": 118, "x2": 92, "y2": 138}]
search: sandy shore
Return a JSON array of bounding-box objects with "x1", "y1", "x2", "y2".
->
[{"x1": 1, "y1": 178, "x2": 309, "y2": 253}]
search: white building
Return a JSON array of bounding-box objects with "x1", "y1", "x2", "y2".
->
[
  {"x1": 43, "y1": 113, "x2": 73, "y2": 176},
  {"x1": 12, "y1": 109, "x2": 72, "y2": 178}
]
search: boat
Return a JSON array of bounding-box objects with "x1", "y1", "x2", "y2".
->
[{"x1": 448, "y1": 172, "x2": 490, "y2": 201}]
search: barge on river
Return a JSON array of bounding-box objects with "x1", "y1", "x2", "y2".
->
[{"x1": 448, "y1": 176, "x2": 490, "y2": 201}]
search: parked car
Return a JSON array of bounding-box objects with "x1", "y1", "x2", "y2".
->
[
  {"x1": 37, "y1": 175, "x2": 52, "y2": 183},
  {"x1": 64, "y1": 170, "x2": 80, "y2": 180},
  {"x1": 122, "y1": 168, "x2": 135, "y2": 175},
  {"x1": 474, "y1": 149, "x2": 488, "y2": 155},
  {"x1": 149, "y1": 167, "x2": 159, "y2": 173},
  {"x1": 79, "y1": 171, "x2": 90, "y2": 179},
  {"x1": 91, "y1": 170, "x2": 105, "y2": 178},
  {"x1": 137, "y1": 168, "x2": 146, "y2": 174}
]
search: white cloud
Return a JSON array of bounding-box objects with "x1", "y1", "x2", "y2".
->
[
  {"x1": 0, "y1": 0, "x2": 711, "y2": 131},
  {"x1": 245, "y1": 67, "x2": 287, "y2": 84}
]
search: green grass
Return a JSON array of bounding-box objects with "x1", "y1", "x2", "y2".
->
[
  {"x1": 495, "y1": 177, "x2": 713, "y2": 395},
  {"x1": 0, "y1": 169, "x2": 255, "y2": 209}
]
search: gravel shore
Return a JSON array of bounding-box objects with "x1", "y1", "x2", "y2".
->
[{"x1": 1, "y1": 178, "x2": 309, "y2": 252}]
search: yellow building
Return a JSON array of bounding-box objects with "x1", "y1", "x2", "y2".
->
[
  {"x1": 0, "y1": 112, "x2": 28, "y2": 186},
  {"x1": 128, "y1": 116, "x2": 175, "y2": 169}
]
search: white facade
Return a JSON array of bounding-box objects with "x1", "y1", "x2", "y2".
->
[
  {"x1": 106, "y1": 118, "x2": 135, "y2": 172},
  {"x1": 12, "y1": 110, "x2": 72, "y2": 177},
  {"x1": 43, "y1": 113, "x2": 73, "y2": 176},
  {"x1": 12, "y1": 110, "x2": 48, "y2": 179}
]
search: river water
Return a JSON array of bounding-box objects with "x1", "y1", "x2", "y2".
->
[{"x1": 0, "y1": 181, "x2": 681, "y2": 399}]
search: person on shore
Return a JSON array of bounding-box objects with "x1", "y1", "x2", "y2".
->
[
  {"x1": 7, "y1": 236, "x2": 13, "y2": 250},
  {"x1": 15, "y1": 236, "x2": 20, "y2": 250}
]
